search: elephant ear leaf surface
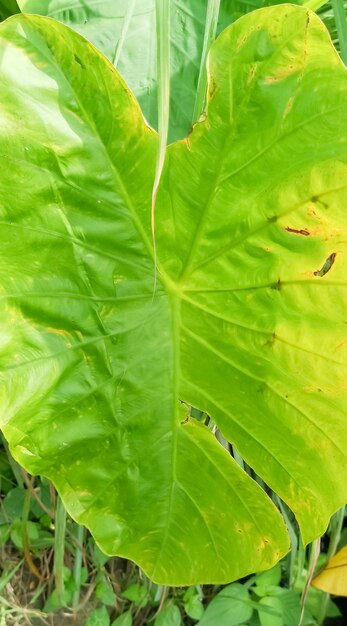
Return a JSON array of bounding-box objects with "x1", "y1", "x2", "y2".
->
[
  {"x1": 0, "y1": 6, "x2": 346, "y2": 584},
  {"x1": 19, "y1": 0, "x2": 309, "y2": 141}
]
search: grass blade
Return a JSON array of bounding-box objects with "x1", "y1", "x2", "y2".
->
[
  {"x1": 54, "y1": 495, "x2": 67, "y2": 604},
  {"x1": 72, "y1": 524, "x2": 85, "y2": 611},
  {"x1": 22, "y1": 479, "x2": 42, "y2": 581},
  {"x1": 0, "y1": 560, "x2": 23, "y2": 593}
]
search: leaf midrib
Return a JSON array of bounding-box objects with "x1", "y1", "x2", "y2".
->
[{"x1": 149, "y1": 293, "x2": 181, "y2": 580}]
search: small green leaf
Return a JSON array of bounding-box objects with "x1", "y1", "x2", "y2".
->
[
  {"x1": 258, "y1": 596, "x2": 283, "y2": 626},
  {"x1": 86, "y1": 607, "x2": 110, "y2": 626},
  {"x1": 96, "y1": 579, "x2": 117, "y2": 606},
  {"x1": 256, "y1": 564, "x2": 282, "y2": 587},
  {"x1": 183, "y1": 587, "x2": 204, "y2": 620},
  {"x1": 80, "y1": 567, "x2": 88, "y2": 585},
  {"x1": 10, "y1": 520, "x2": 54, "y2": 551},
  {"x1": 62, "y1": 566, "x2": 73, "y2": 583},
  {"x1": 39, "y1": 513, "x2": 53, "y2": 529},
  {"x1": 122, "y1": 583, "x2": 148, "y2": 608},
  {"x1": 111, "y1": 612, "x2": 133, "y2": 626},
  {"x1": 254, "y1": 564, "x2": 282, "y2": 597},
  {"x1": 29, "y1": 483, "x2": 52, "y2": 518},
  {"x1": 43, "y1": 589, "x2": 72, "y2": 613},
  {"x1": 154, "y1": 602, "x2": 181, "y2": 626},
  {"x1": 270, "y1": 588, "x2": 313, "y2": 626},
  {"x1": 198, "y1": 583, "x2": 253, "y2": 626},
  {"x1": 3, "y1": 487, "x2": 25, "y2": 521}
]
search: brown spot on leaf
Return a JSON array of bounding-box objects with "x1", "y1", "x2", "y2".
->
[
  {"x1": 285, "y1": 227, "x2": 310, "y2": 236},
  {"x1": 314, "y1": 252, "x2": 337, "y2": 277},
  {"x1": 74, "y1": 54, "x2": 85, "y2": 69},
  {"x1": 271, "y1": 278, "x2": 281, "y2": 291},
  {"x1": 307, "y1": 208, "x2": 318, "y2": 218},
  {"x1": 265, "y1": 75, "x2": 281, "y2": 84},
  {"x1": 208, "y1": 79, "x2": 217, "y2": 99},
  {"x1": 248, "y1": 65, "x2": 256, "y2": 84},
  {"x1": 264, "y1": 332, "x2": 276, "y2": 347}
]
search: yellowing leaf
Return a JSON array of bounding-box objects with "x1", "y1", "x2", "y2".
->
[{"x1": 313, "y1": 547, "x2": 347, "y2": 596}]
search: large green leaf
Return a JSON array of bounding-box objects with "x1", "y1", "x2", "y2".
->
[
  {"x1": 17, "y1": 0, "x2": 209, "y2": 141},
  {"x1": 16, "y1": 1, "x2": 331, "y2": 141},
  {"x1": 0, "y1": 5, "x2": 346, "y2": 584},
  {"x1": 0, "y1": 0, "x2": 20, "y2": 20},
  {"x1": 158, "y1": 6, "x2": 347, "y2": 546}
]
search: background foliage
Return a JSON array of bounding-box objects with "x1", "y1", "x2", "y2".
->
[{"x1": 0, "y1": 438, "x2": 346, "y2": 625}]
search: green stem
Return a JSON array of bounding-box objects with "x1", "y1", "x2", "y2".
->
[
  {"x1": 21, "y1": 480, "x2": 42, "y2": 581},
  {"x1": 72, "y1": 524, "x2": 85, "y2": 611},
  {"x1": 331, "y1": 0, "x2": 347, "y2": 65},
  {"x1": 327, "y1": 506, "x2": 345, "y2": 561},
  {"x1": 298, "y1": 538, "x2": 321, "y2": 626},
  {"x1": 317, "y1": 506, "x2": 345, "y2": 625},
  {"x1": 295, "y1": 536, "x2": 306, "y2": 588},
  {"x1": 112, "y1": 0, "x2": 136, "y2": 66},
  {"x1": 192, "y1": 0, "x2": 221, "y2": 124},
  {"x1": 155, "y1": 0, "x2": 171, "y2": 149},
  {"x1": 274, "y1": 495, "x2": 298, "y2": 588},
  {"x1": 152, "y1": 0, "x2": 171, "y2": 289},
  {"x1": 54, "y1": 495, "x2": 67, "y2": 605},
  {"x1": 231, "y1": 444, "x2": 245, "y2": 471}
]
